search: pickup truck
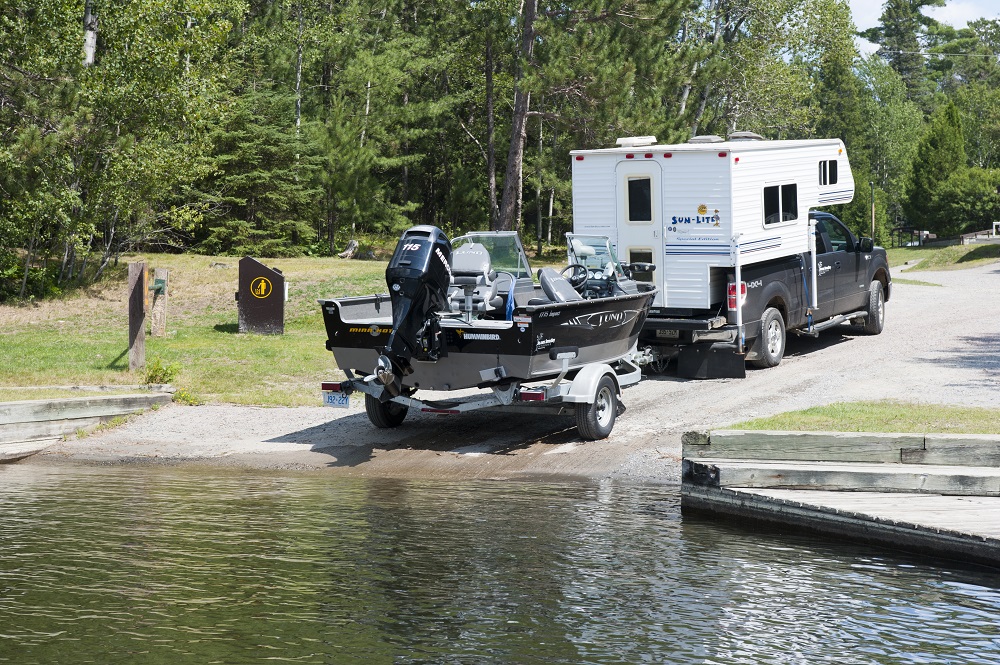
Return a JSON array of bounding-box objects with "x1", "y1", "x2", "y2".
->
[{"x1": 639, "y1": 211, "x2": 892, "y2": 378}]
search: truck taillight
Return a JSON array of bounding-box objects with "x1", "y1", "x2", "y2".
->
[{"x1": 727, "y1": 282, "x2": 746, "y2": 310}]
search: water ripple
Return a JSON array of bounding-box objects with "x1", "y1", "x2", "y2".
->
[{"x1": 0, "y1": 465, "x2": 998, "y2": 664}]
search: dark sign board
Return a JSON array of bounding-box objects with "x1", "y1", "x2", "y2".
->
[{"x1": 236, "y1": 257, "x2": 285, "y2": 334}]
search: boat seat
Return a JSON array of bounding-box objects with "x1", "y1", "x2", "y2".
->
[
  {"x1": 449, "y1": 243, "x2": 502, "y2": 314},
  {"x1": 538, "y1": 267, "x2": 584, "y2": 303}
]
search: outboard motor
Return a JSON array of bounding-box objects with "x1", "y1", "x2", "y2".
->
[{"x1": 376, "y1": 226, "x2": 452, "y2": 395}]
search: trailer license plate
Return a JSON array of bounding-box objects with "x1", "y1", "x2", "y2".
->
[
  {"x1": 656, "y1": 329, "x2": 680, "y2": 339},
  {"x1": 322, "y1": 391, "x2": 350, "y2": 408}
]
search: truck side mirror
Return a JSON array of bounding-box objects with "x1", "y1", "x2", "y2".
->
[{"x1": 859, "y1": 237, "x2": 874, "y2": 252}]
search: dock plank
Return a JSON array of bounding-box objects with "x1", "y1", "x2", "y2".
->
[
  {"x1": 902, "y1": 434, "x2": 1000, "y2": 467},
  {"x1": 683, "y1": 430, "x2": 923, "y2": 463},
  {"x1": 685, "y1": 459, "x2": 1000, "y2": 496}
]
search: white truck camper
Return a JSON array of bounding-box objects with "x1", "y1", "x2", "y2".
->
[{"x1": 571, "y1": 134, "x2": 890, "y2": 379}]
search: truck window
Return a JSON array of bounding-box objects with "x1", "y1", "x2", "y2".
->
[
  {"x1": 627, "y1": 177, "x2": 652, "y2": 223},
  {"x1": 763, "y1": 184, "x2": 798, "y2": 225},
  {"x1": 822, "y1": 219, "x2": 851, "y2": 252}
]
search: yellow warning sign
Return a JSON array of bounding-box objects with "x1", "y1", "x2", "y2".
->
[{"x1": 250, "y1": 277, "x2": 272, "y2": 299}]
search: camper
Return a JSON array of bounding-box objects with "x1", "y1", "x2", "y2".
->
[{"x1": 570, "y1": 133, "x2": 891, "y2": 378}]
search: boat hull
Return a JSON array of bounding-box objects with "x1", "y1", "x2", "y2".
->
[{"x1": 320, "y1": 290, "x2": 655, "y2": 391}]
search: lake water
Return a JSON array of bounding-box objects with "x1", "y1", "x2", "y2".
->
[{"x1": 1, "y1": 464, "x2": 998, "y2": 664}]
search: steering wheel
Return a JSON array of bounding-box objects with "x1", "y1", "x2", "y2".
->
[{"x1": 561, "y1": 264, "x2": 589, "y2": 288}]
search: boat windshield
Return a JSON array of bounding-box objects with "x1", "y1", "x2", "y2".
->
[
  {"x1": 451, "y1": 232, "x2": 532, "y2": 278},
  {"x1": 566, "y1": 234, "x2": 626, "y2": 279}
]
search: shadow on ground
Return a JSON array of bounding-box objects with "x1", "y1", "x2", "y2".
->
[{"x1": 265, "y1": 410, "x2": 579, "y2": 468}]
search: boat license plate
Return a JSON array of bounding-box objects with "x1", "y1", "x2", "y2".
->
[
  {"x1": 322, "y1": 390, "x2": 351, "y2": 408},
  {"x1": 655, "y1": 328, "x2": 680, "y2": 339}
]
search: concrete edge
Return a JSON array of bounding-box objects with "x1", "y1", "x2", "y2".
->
[
  {"x1": 681, "y1": 484, "x2": 1000, "y2": 569},
  {"x1": 0, "y1": 393, "x2": 173, "y2": 460}
]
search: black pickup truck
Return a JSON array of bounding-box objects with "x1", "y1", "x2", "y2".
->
[{"x1": 639, "y1": 211, "x2": 892, "y2": 378}]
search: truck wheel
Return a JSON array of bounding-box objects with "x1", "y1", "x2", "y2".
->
[
  {"x1": 575, "y1": 374, "x2": 617, "y2": 440},
  {"x1": 862, "y1": 281, "x2": 885, "y2": 335},
  {"x1": 749, "y1": 307, "x2": 785, "y2": 369},
  {"x1": 365, "y1": 393, "x2": 408, "y2": 428}
]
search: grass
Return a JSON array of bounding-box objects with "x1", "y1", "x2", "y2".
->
[
  {"x1": 891, "y1": 278, "x2": 942, "y2": 287},
  {"x1": 730, "y1": 401, "x2": 1000, "y2": 434},
  {"x1": 0, "y1": 252, "x2": 388, "y2": 406},
  {"x1": 886, "y1": 243, "x2": 1000, "y2": 271}
]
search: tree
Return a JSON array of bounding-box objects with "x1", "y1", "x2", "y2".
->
[
  {"x1": 907, "y1": 101, "x2": 966, "y2": 232},
  {"x1": 927, "y1": 167, "x2": 1000, "y2": 236},
  {"x1": 860, "y1": 0, "x2": 943, "y2": 108}
]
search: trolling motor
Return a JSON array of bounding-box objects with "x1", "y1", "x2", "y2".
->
[{"x1": 375, "y1": 226, "x2": 452, "y2": 397}]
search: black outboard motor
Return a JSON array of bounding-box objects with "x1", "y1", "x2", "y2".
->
[{"x1": 376, "y1": 226, "x2": 452, "y2": 395}]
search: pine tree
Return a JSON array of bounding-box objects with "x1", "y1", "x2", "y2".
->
[
  {"x1": 860, "y1": 0, "x2": 943, "y2": 108},
  {"x1": 906, "y1": 101, "x2": 966, "y2": 232}
]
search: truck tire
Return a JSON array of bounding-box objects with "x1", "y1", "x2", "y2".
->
[
  {"x1": 365, "y1": 393, "x2": 408, "y2": 428},
  {"x1": 575, "y1": 374, "x2": 617, "y2": 440},
  {"x1": 862, "y1": 281, "x2": 885, "y2": 335},
  {"x1": 749, "y1": 307, "x2": 785, "y2": 369}
]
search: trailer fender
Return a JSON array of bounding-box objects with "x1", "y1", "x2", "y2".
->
[{"x1": 562, "y1": 364, "x2": 618, "y2": 403}]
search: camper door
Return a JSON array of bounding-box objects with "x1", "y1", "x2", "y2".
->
[{"x1": 614, "y1": 160, "x2": 662, "y2": 286}]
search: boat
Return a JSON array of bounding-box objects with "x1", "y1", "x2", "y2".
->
[{"x1": 318, "y1": 226, "x2": 657, "y2": 439}]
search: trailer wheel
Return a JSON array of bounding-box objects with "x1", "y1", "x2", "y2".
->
[
  {"x1": 575, "y1": 374, "x2": 617, "y2": 440},
  {"x1": 862, "y1": 281, "x2": 885, "y2": 335},
  {"x1": 749, "y1": 307, "x2": 785, "y2": 369},
  {"x1": 365, "y1": 394, "x2": 408, "y2": 428}
]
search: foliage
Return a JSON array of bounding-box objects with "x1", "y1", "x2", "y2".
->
[
  {"x1": 3, "y1": 0, "x2": 1000, "y2": 304},
  {"x1": 144, "y1": 357, "x2": 182, "y2": 385},
  {"x1": 907, "y1": 101, "x2": 967, "y2": 232}
]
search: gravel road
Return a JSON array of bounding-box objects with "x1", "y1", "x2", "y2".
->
[{"x1": 38, "y1": 260, "x2": 1000, "y2": 482}]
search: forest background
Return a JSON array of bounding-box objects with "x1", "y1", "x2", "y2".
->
[{"x1": 1, "y1": 0, "x2": 999, "y2": 302}]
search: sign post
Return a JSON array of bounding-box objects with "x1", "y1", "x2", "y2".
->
[
  {"x1": 128, "y1": 262, "x2": 146, "y2": 371},
  {"x1": 150, "y1": 267, "x2": 169, "y2": 337}
]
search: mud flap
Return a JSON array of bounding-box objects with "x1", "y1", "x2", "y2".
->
[{"x1": 676, "y1": 342, "x2": 746, "y2": 379}]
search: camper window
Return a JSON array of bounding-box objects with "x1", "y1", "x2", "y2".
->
[
  {"x1": 764, "y1": 184, "x2": 798, "y2": 225},
  {"x1": 627, "y1": 177, "x2": 653, "y2": 223},
  {"x1": 819, "y1": 160, "x2": 839, "y2": 185}
]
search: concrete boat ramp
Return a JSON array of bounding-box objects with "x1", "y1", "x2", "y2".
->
[{"x1": 682, "y1": 430, "x2": 1000, "y2": 568}]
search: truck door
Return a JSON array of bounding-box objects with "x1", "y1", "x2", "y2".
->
[
  {"x1": 813, "y1": 220, "x2": 839, "y2": 316},
  {"x1": 820, "y1": 217, "x2": 866, "y2": 313},
  {"x1": 614, "y1": 160, "x2": 663, "y2": 291}
]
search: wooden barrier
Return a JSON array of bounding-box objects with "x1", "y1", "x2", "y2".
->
[{"x1": 128, "y1": 262, "x2": 146, "y2": 371}]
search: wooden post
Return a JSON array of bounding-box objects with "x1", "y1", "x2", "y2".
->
[
  {"x1": 150, "y1": 268, "x2": 169, "y2": 337},
  {"x1": 128, "y1": 262, "x2": 146, "y2": 372}
]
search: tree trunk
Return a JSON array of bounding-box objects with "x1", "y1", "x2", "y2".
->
[
  {"x1": 486, "y1": 36, "x2": 498, "y2": 230},
  {"x1": 18, "y1": 228, "x2": 37, "y2": 299},
  {"x1": 83, "y1": 0, "x2": 98, "y2": 67},
  {"x1": 497, "y1": 0, "x2": 537, "y2": 232},
  {"x1": 294, "y1": 1, "x2": 303, "y2": 131}
]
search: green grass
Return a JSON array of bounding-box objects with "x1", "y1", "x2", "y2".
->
[
  {"x1": 730, "y1": 401, "x2": 1000, "y2": 434},
  {"x1": 891, "y1": 278, "x2": 942, "y2": 287},
  {"x1": 0, "y1": 252, "x2": 389, "y2": 406},
  {"x1": 0, "y1": 388, "x2": 148, "y2": 402},
  {"x1": 887, "y1": 243, "x2": 1000, "y2": 270}
]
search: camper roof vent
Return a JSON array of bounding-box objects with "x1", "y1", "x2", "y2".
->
[
  {"x1": 616, "y1": 136, "x2": 657, "y2": 148},
  {"x1": 728, "y1": 131, "x2": 765, "y2": 141},
  {"x1": 687, "y1": 135, "x2": 724, "y2": 144}
]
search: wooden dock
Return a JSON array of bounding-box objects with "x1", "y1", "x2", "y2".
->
[{"x1": 681, "y1": 430, "x2": 1000, "y2": 568}]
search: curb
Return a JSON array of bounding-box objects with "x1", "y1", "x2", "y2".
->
[{"x1": 0, "y1": 392, "x2": 174, "y2": 460}]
